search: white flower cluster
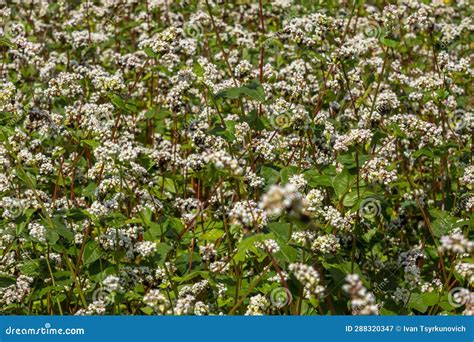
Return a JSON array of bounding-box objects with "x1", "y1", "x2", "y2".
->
[
  {"x1": 255, "y1": 239, "x2": 280, "y2": 254},
  {"x1": 245, "y1": 294, "x2": 269, "y2": 316},
  {"x1": 334, "y1": 129, "x2": 373, "y2": 152},
  {"x1": 0, "y1": 275, "x2": 33, "y2": 305},
  {"x1": 311, "y1": 234, "x2": 340, "y2": 254},
  {"x1": 343, "y1": 274, "x2": 379, "y2": 315},
  {"x1": 438, "y1": 228, "x2": 473, "y2": 256},
  {"x1": 143, "y1": 289, "x2": 170, "y2": 314},
  {"x1": 228, "y1": 200, "x2": 267, "y2": 228},
  {"x1": 455, "y1": 262, "x2": 474, "y2": 286},
  {"x1": 289, "y1": 262, "x2": 324, "y2": 299}
]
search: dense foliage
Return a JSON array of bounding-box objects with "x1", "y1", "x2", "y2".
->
[{"x1": 0, "y1": 0, "x2": 472, "y2": 315}]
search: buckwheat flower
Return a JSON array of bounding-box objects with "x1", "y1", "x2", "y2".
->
[
  {"x1": 266, "y1": 265, "x2": 289, "y2": 280},
  {"x1": 138, "y1": 26, "x2": 180, "y2": 55},
  {"x1": 291, "y1": 231, "x2": 315, "y2": 245},
  {"x1": 461, "y1": 166, "x2": 474, "y2": 189},
  {"x1": 420, "y1": 277, "x2": 442, "y2": 293},
  {"x1": 305, "y1": 189, "x2": 324, "y2": 214},
  {"x1": 194, "y1": 302, "x2": 210, "y2": 316},
  {"x1": 244, "y1": 167, "x2": 265, "y2": 188},
  {"x1": 333, "y1": 129, "x2": 373, "y2": 152},
  {"x1": 47, "y1": 72, "x2": 83, "y2": 98},
  {"x1": 0, "y1": 275, "x2": 33, "y2": 305},
  {"x1": 135, "y1": 241, "x2": 157, "y2": 258},
  {"x1": 282, "y1": 13, "x2": 338, "y2": 46},
  {"x1": 255, "y1": 239, "x2": 280, "y2": 253},
  {"x1": 203, "y1": 150, "x2": 243, "y2": 175},
  {"x1": 75, "y1": 301, "x2": 107, "y2": 316},
  {"x1": 143, "y1": 289, "x2": 169, "y2": 314},
  {"x1": 451, "y1": 288, "x2": 474, "y2": 316},
  {"x1": 438, "y1": 228, "x2": 474, "y2": 256},
  {"x1": 455, "y1": 262, "x2": 474, "y2": 286},
  {"x1": 361, "y1": 157, "x2": 398, "y2": 185},
  {"x1": 343, "y1": 274, "x2": 379, "y2": 315},
  {"x1": 27, "y1": 222, "x2": 47, "y2": 244},
  {"x1": 175, "y1": 294, "x2": 196, "y2": 315},
  {"x1": 311, "y1": 234, "x2": 340, "y2": 254},
  {"x1": 245, "y1": 294, "x2": 269, "y2": 315},
  {"x1": 92, "y1": 73, "x2": 125, "y2": 92},
  {"x1": 210, "y1": 261, "x2": 229, "y2": 274},
  {"x1": 199, "y1": 243, "x2": 217, "y2": 262},
  {"x1": 289, "y1": 262, "x2": 324, "y2": 299},
  {"x1": 103, "y1": 275, "x2": 123, "y2": 293},
  {"x1": 228, "y1": 200, "x2": 267, "y2": 228},
  {"x1": 0, "y1": 82, "x2": 16, "y2": 111},
  {"x1": 288, "y1": 174, "x2": 307, "y2": 191},
  {"x1": 320, "y1": 206, "x2": 355, "y2": 231}
]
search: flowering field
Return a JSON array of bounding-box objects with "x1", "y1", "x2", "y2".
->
[{"x1": 0, "y1": 0, "x2": 472, "y2": 316}]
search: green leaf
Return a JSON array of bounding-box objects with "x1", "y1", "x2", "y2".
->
[
  {"x1": 20, "y1": 259, "x2": 41, "y2": 277},
  {"x1": 201, "y1": 229, "x2": 225, "y2": 241},
  {"x1": 45, "y1": 229, "x2": 59, "y2": 245},
  {"x1": 380, "y1": 37, "x2": 399, "y2": 48},
  {"x1": 408, "y1": 293, "x2": 428, "y2": 313},
  {"x1": 0, "y1": 275, "x2": 16, "y2": 288},
  {"x1": 421, "y1": 292, "x2": 439, "y2": 306},
  {"x1": 267, "y1": 222, "x2": 290, "y2": 241},
  {"x1": 82, "y1": 139, "x2": 99, "y2": 148},
  {"x1": 412, "y1": 148, "x2": 434, "y2": 159},
  {"x1": 260, "y1": 166, "x2": 280, "y2": 189},
  {"x1": 154, "y1": 242, "x2": 172, "y2": 265},
  {"x1": 144, "y1": 47, "x2": 159, "y2": 58},
  {"x1": 83, "y1": 241, "x2": 102, "y2": 265},
  {"x1": 141, "y1": 307, "x2": 155, "y2": 315},
  {"x1": 274, "y1": 242, "x2": 297, "y2": 263},
  {"x1": 234, "y1": 233, "x2": 273, "y2": 262},
  {"x1": 332, "y1": 169, "x2": 351, "y2": 197},
  {"x1": 304, "y1": 170, "x2": 332, "y2": 187},
  {"x1": 429, "y1": 209, "x2": 457, "y2": 237},
  {"x1": 51, "y1": 217, "x2": 74, "y2": 242},
  {"x1": 0, "y1": 37, "x2": 15, "y2": 48},
  {"x1": 215, "y1": 81, "x2": 266, "y2": 102}
]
